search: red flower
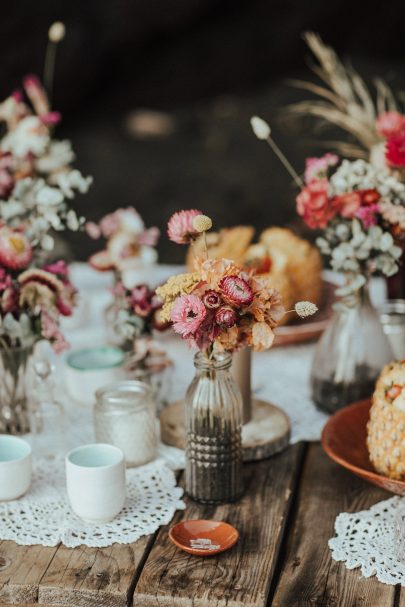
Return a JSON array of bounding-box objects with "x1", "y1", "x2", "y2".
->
[
  {"x1": 360, "y1": 189, "x2": 380, "y2": 205},
  {"x1": 386, "y1": 134, "x2": 405, "y2": 168},
  {"x1": 296, "y1": 179, "x2": 335, "y2": 229},
  {"x1": 219, "y1": 275, "x2": 253, "y2": 305},
  {"x1": 0, "y1": 227, "x2": 33, "y2": 270},
  {"x1": 203, "y1": 290, "x2": 222, "y2": 309},
  {"x1": 215, "y1": 306, "x2": 237, "y2": 328},
  {"x1": 332, "y1": 191, "x2": 362, "y2": 218}
]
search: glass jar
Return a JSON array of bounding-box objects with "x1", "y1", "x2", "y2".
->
[
  {"x1": 311, "y1": 279, "x2": 394, "y2": 413},
  {"x1": 0, "y1": 344, "x2": 34, "y2": 435},
  {"x1": 185, "y1": 351, "x2": 243, "y2": 504},
  {"x1": 378, "y1": 300, "x2": 405, "y2": 360},
  {"x1": 94, "y1": 381, "x2": 157, "y2": 467}
]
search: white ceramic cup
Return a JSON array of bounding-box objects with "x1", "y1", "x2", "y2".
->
[
  {"x1": 65, "y1": 443, "x2": 126, "y2": 523},
  {"x1": 0, "y1": 435, "x2": 32, "y2": 501}
]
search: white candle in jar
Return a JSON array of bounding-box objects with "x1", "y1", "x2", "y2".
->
[{"x1": 94, "y1": 381, "x2": 157, "y2": 467}]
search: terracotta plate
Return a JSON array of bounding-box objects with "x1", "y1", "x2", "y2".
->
[
  {"x1": 321, "y1": 398, "x2": 405, "y2": 496},
  {"x1": 274, "y1": 279, "x2": 335, "y2": 347},
  {"x1": 169, "y1": 520, "x2": 239, "y2": 556}
]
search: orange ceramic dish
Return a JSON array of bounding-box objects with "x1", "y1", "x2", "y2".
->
[
  {"x1": 321, "y1": 398, "x2": 405, "y2": 496},
  {"x1": 169, "y1": 520, "x2": 239, "y2": 556}
]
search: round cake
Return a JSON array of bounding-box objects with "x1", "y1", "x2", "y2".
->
[{"x1": 367, "y1": 360, "x2": 405, "y2": 480}]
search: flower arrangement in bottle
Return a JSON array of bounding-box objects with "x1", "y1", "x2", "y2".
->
[{"x1": 157, "y1": 210, "x2": 316, "y2": 502}]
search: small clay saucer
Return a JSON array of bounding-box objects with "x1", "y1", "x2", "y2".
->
[{"x1": 169, "y1": 520, "x2": 239, "y2": 556}]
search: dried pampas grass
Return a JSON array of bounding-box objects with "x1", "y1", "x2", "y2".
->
[{"x1": 286, "y1": 32, "x2": 402, "y2": 156}]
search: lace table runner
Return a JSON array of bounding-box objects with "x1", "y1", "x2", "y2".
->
[
  {"x1": 329, "y1": 496, "x2": 405, "y2": 585},
  {"x1": 0, "y1": 456, "x2": 184, "y2": 548}
]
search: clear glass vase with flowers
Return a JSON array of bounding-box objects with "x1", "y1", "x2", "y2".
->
[
  {"x1": 0, "y1": 23, "x2": 92, "y2": 433},
  {"x1": 156, "y1": 210, "x2": 317, "y2": 503},
  {"x1": 251, "y1": 115, "x2": 404, "y2": 412}
]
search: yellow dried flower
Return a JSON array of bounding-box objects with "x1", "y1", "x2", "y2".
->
[
  {"x1": 156, "y1": 272, "x2": 200, "y2": 322},
  {"x1": 48, "y1": 21, "x2": 66, "y2": 42},
  {"x1": 294, "y1": 301, "x2": 318, "y2": 318},
  {"x1": 192, "y1": 214, "x2": 212, "y2": 233}
]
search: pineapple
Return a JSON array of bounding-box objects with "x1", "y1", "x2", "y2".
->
[{"x1": 367, "y1": 360, "x2": 405, "y2": 480}]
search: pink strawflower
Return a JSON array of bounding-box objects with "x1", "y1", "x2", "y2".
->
[
  {"x1": 376, "y1": 111, "x2": 405, "y2": 139},
  {"x1": 0, "y1": 227, "x2": 33, "y2": 270},
  {"x1": 23, "y1": 74, "x2": 49, "y2": 117},
  {"x1": 296, "y1": 179, "x2": 336, "y2": 229},
  {"x1": 386, "y1": 133, "x2": 405, "y2": 168},
  {"x1": 1, "y1": 286, "x2": 19, "y2": 314},
  {"x1": 304, "y1": 153, "x2": 339, "y2": 184},
  {"x1": 43, "y1": 260, "x2": 69, "y2": 278},
  {"x1": 355, "y1": 204, "x2": 380, "y2": 228},
  {"x1": 0, "y1": 268, "x2": 11, "y2": 290},
  {"x1": 167, "y1": 209, "x2": 202, "y2": 245},
  {"x1": 40, "y1": 111, "x2": 61, "y2": 126},
  {"x1": 85, "y1": 221, "x2": 102, "y2": 239},
  {"x1": 138, "y1": 226, "x2": 160, "y2": 247},
  {"x1": 171, "y1": 294, "x2": 206, "y2": 337},
  {"x1": 215, "y1": 306, "x2": 237, "y2": 328},
  {"x1": 219, "y1": 275, "x2": 253, "y2": 305},
  {"x1": 41, "y1": 312, "x2": 69, "y2": 353},
  {"x1": 203, "y1": 290, "x2": 222, "y2": 309}
]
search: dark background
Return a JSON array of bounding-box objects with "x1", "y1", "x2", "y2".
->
[{"x1": 3, "y1": 1, "x2": 405, "y2": 262}]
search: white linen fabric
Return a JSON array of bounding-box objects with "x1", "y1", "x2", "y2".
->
[{"x1": 329, "y1": 496, "x2": 405, "y2": 586}]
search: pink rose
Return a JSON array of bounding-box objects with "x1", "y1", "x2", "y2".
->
[
  {"x1": 332, "y1": 192, "x2": 362, "y2": 218},
  {"x1": 296, "y1": 179, "x2": 335, "y2": 229},
  {"x1": 376, "y1": 112, "x2": 405, "y2": 139}
]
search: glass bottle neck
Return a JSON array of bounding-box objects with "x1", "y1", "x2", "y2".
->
[{"x1": 193, "y1": 351, "x2": 232, "y2": 372}]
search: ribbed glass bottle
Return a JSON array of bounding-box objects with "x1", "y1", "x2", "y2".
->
[{"x1": 185, "y1": 351, "x2": 243, "y2": 504}]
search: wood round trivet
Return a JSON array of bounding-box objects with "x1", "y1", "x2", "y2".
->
[{"x1": 160, "y1": 398, "x2": 290, "y2": 462}]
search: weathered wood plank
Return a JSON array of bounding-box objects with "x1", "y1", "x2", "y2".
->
[
  {"x1": 37, "y1": 535, "x2": 155, "y2": 607},
  {"x1": 271, "y1": 443, "x2": 396, "y2": 607},
  {"x1": 0, "y1": 541, "x2": 58, "y2": 605},
  {"x1": 133, "y1": 444, "x2": 305, "y2": 607}
]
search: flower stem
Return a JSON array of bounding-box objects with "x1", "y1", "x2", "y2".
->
[
  {"x1": 43, "y1": 40, "x2": 57, "y2": 101},
  {"x1": 265, "y1": 136, "x2": 303, "y2": 189}
]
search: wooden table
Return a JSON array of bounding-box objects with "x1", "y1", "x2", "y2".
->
[{"x1": 0, "y1": 443, "x2": 400, "y2": 607}]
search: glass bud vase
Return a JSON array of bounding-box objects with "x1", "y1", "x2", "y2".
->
[
  {"x1": 0, "y1": 345, "x2": 34, "y2": 435},
  {"x1": 311, "y1": 280, "x2": 394, "y2": 414},
  {"x1": 185, "y1": 351, "x2": 243, "y2": 504}
]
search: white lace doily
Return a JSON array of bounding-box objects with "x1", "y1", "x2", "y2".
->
[
  {"x1": 0, "y1": 456, "x2": 184, "y2": 548},
  {"x1": 329, "y1": 496, "x2": 405, "y2": 585}
]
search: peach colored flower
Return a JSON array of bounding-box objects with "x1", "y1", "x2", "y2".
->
[{"x1": 252, "y1": 322, "x2": 275, "y2": 351}]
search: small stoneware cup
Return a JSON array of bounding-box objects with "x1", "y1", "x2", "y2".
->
[
  {"x1": 0, "y1": 435, "x2": 32, "y2": 501},
  {"x1": 65, "y1": 443, "x2": 126, "y2": 523}
]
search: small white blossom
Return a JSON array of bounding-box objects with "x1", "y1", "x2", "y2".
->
[{"x1": 250, "y1": 116, "x2": 271, "y2": 140}]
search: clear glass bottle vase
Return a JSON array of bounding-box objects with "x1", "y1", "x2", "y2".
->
[
  {"x1": 0, "y1": 344, "x2": 34, "y2": 435},
  {"x1": 311, "y1": 279, "x2": 394, "y2": 413},
  {"x1": 185, "y1": 351, "x2": 243, "y2": 504}
]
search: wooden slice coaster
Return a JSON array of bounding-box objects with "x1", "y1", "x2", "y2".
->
[{"x1": 160, "y1": 398, "x2": 291, "y2": 462}]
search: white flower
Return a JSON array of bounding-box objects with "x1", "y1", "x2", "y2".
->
[
  {"x1": 1, "y1": 116, "x2": 49, "y2": 158},
  {"x1": 54, "y1": 169, "x2": 93, "y2": 198},
  {"x1": 66, "y1": 210, "x2": 80, "y2": 231},
  {"x1": 41, "y1": 234, "x2": 54, "y2": 251},
  {"x1": 294, "y1": 301, "x2": 318, "y2": 318},
  {"x1": 36, "y1": 140, "x2": 75, "y2": 173},
  {"x1": 48, "y1": 21, "x2": 65, "y2": 42},
  {"x1": 0, "y1": 199, "x2": 25, "y2": 220},
  {"x1": 36, "y1": 186, "x2": 64, "y2": 206},
  {"x1": 250, "y1": 116, "x2": 271, "y2": 140}
]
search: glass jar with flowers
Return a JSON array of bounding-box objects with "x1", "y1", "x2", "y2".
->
[
  {"x1": 0, "y1": 32, "x2": 92, "y2": 433},
  {"x1": 251, "y1": 116, "x2": 403, "y2": 413},
  {"x1": 156, "y1": 210, "x2": 317, "y2": 503},
  {"x1": 108, "y1": 281, "x2": 172, "y2": 411}
]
